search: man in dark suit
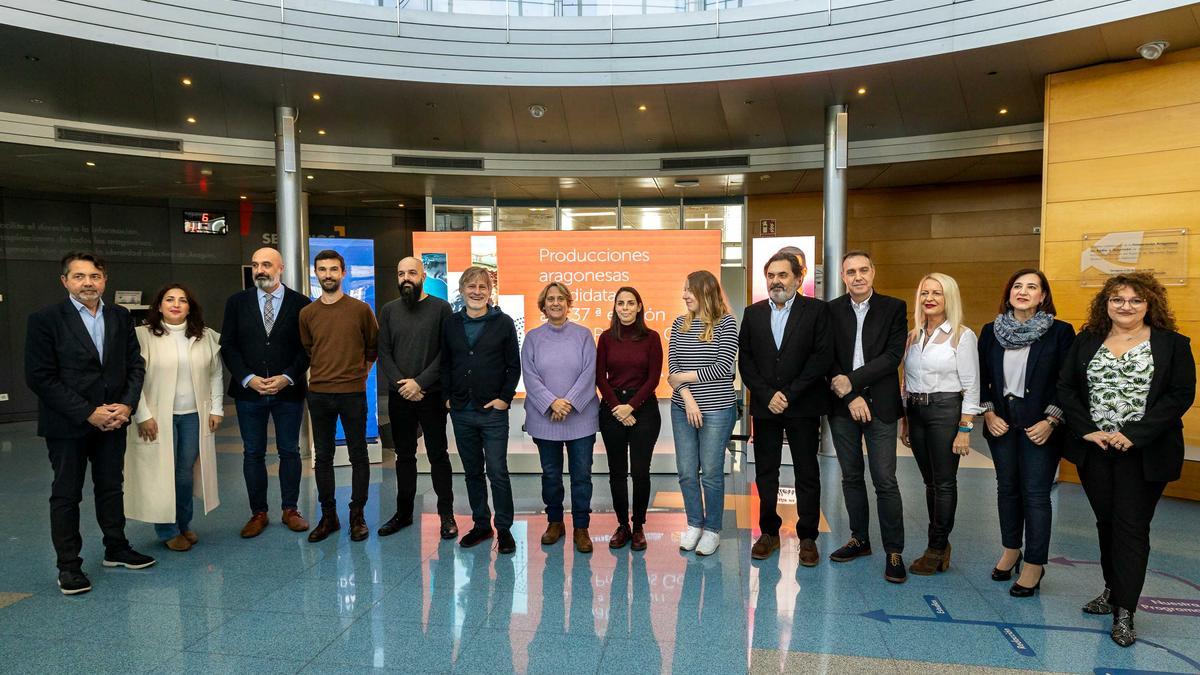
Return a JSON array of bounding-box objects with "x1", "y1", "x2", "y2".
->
[
  {"x1": 826, "y1": 250, "x2": 909, "y2": 583},
  {"x1": 25, "y1": 252, "x2": 156, "y2": 595},
  {"x1": 221, "y1": 247, "x2": 312, "y2": 538},
  {"x1": 739, "y1": 250, "x2": 832, "y2": 565}
]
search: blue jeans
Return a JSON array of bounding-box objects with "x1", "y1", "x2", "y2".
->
[
  {"x1": 985, "y1": 395, "x2": 1061, "y2": 565},
  {"x1": 155, "y1": 413, "x2": 200, "y2": 540},
  {"x1": 534, "y1": 434, "x2": 595, "y2": 528},
  {"x1": 671, "y1": 405, "x2": 736, "y2": 532},
  {"x1": 451, "y1": 407, "x2": 514, "y2": 531},
  {"x1": 235, "y1": 397, "x2": 304, "y2": 514}
]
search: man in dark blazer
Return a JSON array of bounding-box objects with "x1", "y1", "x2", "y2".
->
[
  {"x1": 25, "y1": 252, "x2": 156, "y2": 595},
  {"x1": 220, "y1": 247, "x2": 312, "y2": 538},
  {"x1": 739, "y1": 249, "x2": 832, "y2": 566},
  {"x1": 827, "y1": 250, "x2": 909, "y2": 583}
]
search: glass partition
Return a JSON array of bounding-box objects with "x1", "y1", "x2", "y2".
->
[
  {"x1": 497, "y1": 206, "x2": 555, "y2": 230},
  {"x1": 621, "y1": 205, "x2": 680, "y2": 230},
  {"x1": 561, "y1": 206, "x2": 618, "y2": 230}
]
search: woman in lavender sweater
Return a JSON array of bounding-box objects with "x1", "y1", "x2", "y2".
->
[{"x1": 522, "y1": 282, "x2": 600, "y2": 553}]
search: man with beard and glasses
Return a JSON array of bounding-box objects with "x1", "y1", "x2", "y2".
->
[
  {"x1": 300, "y1": 249, "x2": 379, "y2": 543},
  {"x1": 221, "y1": 247, "x2": 313, "y2": 538},
  {"x1": 376, "y1": 257, "x2": 457, "y2": 539},
  {"x1": 739, "y1": 249, "x2": 832, "y2": 565}
]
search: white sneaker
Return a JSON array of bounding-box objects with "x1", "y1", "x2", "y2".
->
[
  {"x1": 696, "y1": 531, "x2": 721, "y2": 556},
  {"x1": 680, "y1": 526, "x2": 703, "y2": 551}
]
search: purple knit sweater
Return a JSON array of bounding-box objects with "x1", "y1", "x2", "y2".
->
[{"x1": 520, "y1": 320, "x2": 600, "y2": 441}]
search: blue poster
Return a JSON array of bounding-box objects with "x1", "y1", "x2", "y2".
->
[{"x1": 308, "y1": 238, "x2": 379, "y2": 442}]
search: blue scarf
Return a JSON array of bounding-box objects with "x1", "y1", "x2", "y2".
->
[{"x1": 992, "y1": 311, "x2": 1054, "y2": 350}]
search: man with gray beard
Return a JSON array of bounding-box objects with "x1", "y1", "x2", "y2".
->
[
  {"x1": 220, "y1": 247, "x2": 312, "y2": 538},
  {"x1": 377, "y1": 257, "x2": 457, "y2": 539}
]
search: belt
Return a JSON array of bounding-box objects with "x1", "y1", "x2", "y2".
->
[
  {"x1": 1004, "y1": 393, "x2": 1023, "y2": 401},
  {"x1": 907, "y1": 392, "x2": 961, "y2": 406}
]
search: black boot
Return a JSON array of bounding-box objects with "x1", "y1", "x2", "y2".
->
[
  {"x1": 1082, "y1": 588, "x2": 1112, "y2": 615},
  {"x1": 1111, "y1": 608, "x2": 1136, "y2": 647}
]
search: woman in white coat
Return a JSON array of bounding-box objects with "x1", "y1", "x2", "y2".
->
[{"x1": 125, "y1": 284, "x2": 224, "y2": 552}]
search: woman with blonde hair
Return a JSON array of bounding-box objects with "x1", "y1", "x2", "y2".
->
[
  {"x1": 900, "y1": 272, "x2": 982, "y2": 575},
  {"x1": 667, "y1": 270, "x2": 739, "y2": 556}
]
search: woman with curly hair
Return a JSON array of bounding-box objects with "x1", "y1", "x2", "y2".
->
[{"x1": 1057, "y1": 272, "x2": 1195, "y2": 647}]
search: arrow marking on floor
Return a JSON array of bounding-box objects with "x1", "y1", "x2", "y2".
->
[{"x1": 861, "y1": 603, "x2": 1200, "y2": 671}]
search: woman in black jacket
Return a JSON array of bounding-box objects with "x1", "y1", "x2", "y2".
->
[
  {"x1": 978, "y1": 269, "x2": 1074, "y2": 597},
  {"x1": 1057, "y1": 272, "x2": 1195, "y2": 647}
]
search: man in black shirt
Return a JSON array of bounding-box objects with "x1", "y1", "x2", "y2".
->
[{"x1": 377, "y1": 257, "x2": 456, "y2": 539}]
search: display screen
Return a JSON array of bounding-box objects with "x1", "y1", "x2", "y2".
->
[{"x1": 183, "y1": 210, "x2": 228, "y2": 235}]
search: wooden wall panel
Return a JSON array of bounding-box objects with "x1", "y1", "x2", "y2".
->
[
  {"x1": 749, "y1": 179, "x2": 1041, "y2": 334},
  {"x1": 1044, "y1": 47, "x2": 1200, "y2": 496}
]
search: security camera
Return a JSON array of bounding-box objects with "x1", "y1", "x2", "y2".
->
[
  {"x1": 528, "y1": 104, "x2": 547, "y2": 119},
  {"x1": 1137, "y1": 40, "x2": 1168, "y2": 60}
]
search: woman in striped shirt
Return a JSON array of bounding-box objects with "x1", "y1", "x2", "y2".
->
[{"x1": 668, "y1": 270, "x2": 739, "y2": 556}]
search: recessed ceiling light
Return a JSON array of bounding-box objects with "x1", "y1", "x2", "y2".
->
[
  {"x1": 186, "y1": 116, "x2": 197, "y2": 124},
  {"x1": 311, "y1": 93, "x2": 321, "y2": 101},
  {"x1": 1137, "y1": 40, "x2": 1169, "y2": 60},
  {"x1": 29, "y1": 98, "x2": 43, "y2": 104},
  {"x1": 528, "y1": 104, "x2": 546, "y2": 118},
  {"x1": 317, "y1": 129, "x2": 326, "y2": 135},
  {"x1": 85, "y1": 161, "x2": 96, "y2": 167},
  {"x1": 425, "y1": 102, "x2": 437, "y2": 109},
  {"x1": 24, "y1": 55, "x2": 39, "y2": 62},
  {"x1": 999, "y1": 107, "x2": 1008, "y2": 115},
  {"x1": 239, "y1": 195, "x2": 247, "y2": 200},
  {"x1": 397, "y1": 203, "x2": 405, "y2": 208},
  {"x1": 432, "y1": 136, "x2": 440, "y2": 141},
  {"x1": 637, "y1": 104, "x2": 647, "y2": 112},
  {"x1": 986, "y1": 71, "x2": 998, "y2": 76},
  {"x1": 744, "y1": 99, "x2": 754, "y2": 105},
  {"x1": 181, "y1": 77, "x2": 192, "y2": 86},
  {"x1": 857, "y1": 87, "x2": 867, "y2": 95},
  {"x1": 306, "y1": 175, "x2": 314, "y2": 180}
]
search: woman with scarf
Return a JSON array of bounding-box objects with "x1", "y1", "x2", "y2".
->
[{"x1": 978, "y1": 269, "x2": 1074, "y2": 596}]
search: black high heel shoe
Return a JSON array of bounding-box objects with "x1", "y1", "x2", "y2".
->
[
  {"x1": 1009, "y1": 566, "x2": 1044, "y2": 597},
  {"x1": 991, "y1": 551, "x2": 1022, "y2": 581}
]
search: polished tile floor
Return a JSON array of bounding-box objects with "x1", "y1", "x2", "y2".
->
[{"x1": 2, "y1": 412, "x2": 1200, "y2": 674}]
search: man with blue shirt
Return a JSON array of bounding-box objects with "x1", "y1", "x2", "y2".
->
[
  {"x1": 26, "y1": 252, "x2": 155, "y2": 595},
  {"x1": 220, "y1": 247, "x2": 312, "y2": 538}
]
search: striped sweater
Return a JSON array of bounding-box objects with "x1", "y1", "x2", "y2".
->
[{"x1": 668, "y1": 313, "x2": 738, "y2": 412}]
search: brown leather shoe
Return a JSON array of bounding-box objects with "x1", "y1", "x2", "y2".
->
[
  {"x1": 751, "y1": 534, "x2": 781, "y2": 560},
  {"x1": 574, "y1": 528, "x2": 593, "y2": 553},
  {"x1": 349, "y1": 507, "x2": 369, "y2": 542},
  {"x1": 182, "y1": 531, "x2": 198, "y2": 545},
  {"x1": 240, "y1": 512, "x2": 269, "y2": 538},
  {"x1": 631, "y1": 526, "x2": 647, "y2": 551},
  {"x1": 282, "y1": 509, "x2": 310, "y2": 532},
  {"x1": 307, "y1": 513, "x2": 341, "y2": 543},
  {"x1": 541, "y1": 521, "x2": 565, "y2": 545},
  {"x1": 165, "y1": 535, "x2": 192, "y2": 552},
  {"x1": 909, "y1": 545, "x2": 951, "y2": 576},
  {"x1": 798, "y1": 538, "x2": 819, "y2": 567},
  {"x1": 609, "y1": 525, "x2": 630, "y2": 549}
]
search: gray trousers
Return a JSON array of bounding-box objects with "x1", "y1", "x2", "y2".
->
[{"x1": 829, "y1": 414, "x2": 905, "y2": 554}]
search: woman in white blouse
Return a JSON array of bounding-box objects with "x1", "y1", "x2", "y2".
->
[
  {"x1": 124, "y1": 284, "x2": 224, "y2": 552},
  {"x1": 900, "y1": 272, "x2": 982, "y2": 575}
]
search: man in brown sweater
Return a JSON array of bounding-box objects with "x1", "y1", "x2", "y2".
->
[{"x1": 299, "y1": 249, "x2": 379, "y2": 543}]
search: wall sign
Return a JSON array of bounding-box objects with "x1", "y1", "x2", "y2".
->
[{"x1": 1080, "y1": 228, "x2": 1187, "y2": 286}]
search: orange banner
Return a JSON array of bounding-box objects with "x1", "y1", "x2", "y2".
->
[{"x1": 413, "y1": 230, "x2": 723, "y2": 398}]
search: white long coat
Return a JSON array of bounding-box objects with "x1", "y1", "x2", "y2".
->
[{"x1": 124, "y1": 324, "x2": 224, "y2": 523}]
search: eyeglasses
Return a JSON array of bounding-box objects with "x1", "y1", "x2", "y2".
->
[{"x1": 1107, "y1": 297, "x2": 1146, "y2": 308}]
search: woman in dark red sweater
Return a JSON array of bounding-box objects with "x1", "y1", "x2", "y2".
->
[{"x1": 596, "y1": 287, "x2": 663, "y2": 551}]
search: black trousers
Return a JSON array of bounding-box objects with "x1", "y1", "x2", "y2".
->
[
  {"x1": 753, "y1": 415, "x2": 821, "y2": 540},
  {"x1": 388, "y1": 391, "x2": 454, "y2": 519},
  {"x1": 598, "y1": 392, "x2": 661, "y2": 527},
  {"x1": 1077, "y1": 445, "x2": 1167, "y2": 612},
  {"x1": 907, "y1": 393, "x2": 962, "y2": 550},
  {"x1": 46, "y1": 430, "x2": 130, "y2": 571},
  {"x1": 309, "y1": 391, "x2": 370, "y2": 513}
]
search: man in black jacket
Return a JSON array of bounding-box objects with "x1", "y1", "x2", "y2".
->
[
  {"x1": 440, "y1": 266, "x2": 521, "y2": 554},
  {"x1": 220, "y1": 247, "x2": 312, "y2": 538},
  {"x1": 25, "y1": 252, "x2": 156, "y2": 595},
  {"x1": 739, "y1": 250, "x2": 832, "y2": 566},
  {"x1": 827, "y1": 250, "x2": 909, "y2": 583}
]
